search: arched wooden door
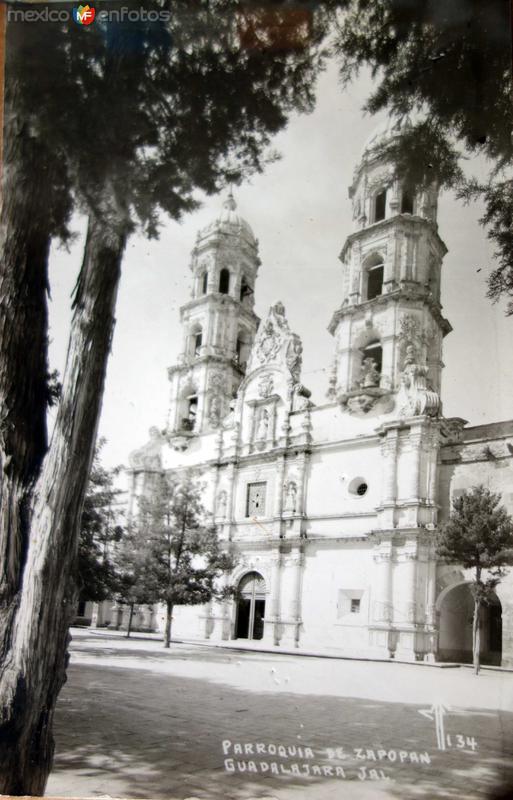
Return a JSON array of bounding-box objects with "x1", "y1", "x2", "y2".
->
[{"x1": 235, "y1": 572, "x2": 266, "y2": 641}]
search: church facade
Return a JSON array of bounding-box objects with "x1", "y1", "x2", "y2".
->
[{"x1": 122, "y1": 122, "x2": 513, "y2": 665}]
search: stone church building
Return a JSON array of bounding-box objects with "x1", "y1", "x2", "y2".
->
[{"x1": 91, "y1": 121, "x2": 513, "y2": 665}]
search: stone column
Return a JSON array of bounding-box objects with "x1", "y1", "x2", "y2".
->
[
  {"x1": 263, "y1": 552, "x2": 282, "y2": 646},
  {"x1": 406, "y1": 428, "x2": 422, "y2": 501},
  {"x1": 425, "y1": 552, "x2": 438, "y2": 661},
  {"x1": 281, "y1": 548, "x2": 304, "y2": 647},
  {"x1": 289, "y1": 550, "x2": 304, "y2": 625},
  {"x1": 379, "y1": 430, "x2": 399, "y2": 529},
  {"x1": 381, "y1": 430, "x2": 399, "y2": 503},
  {"x1": 296, "y1": 452, "x2": 307, "y2": 516},
  {"x1": 394, "y1": 541, "x2": 420, "y2": 660},
  {"x1": 225, "y1": 461, "x2": 237, "y2": 539},
  {"x1": 372, "y1": 541, "x2": 393, "y2": 623},
  {"x1": 401, "y1": 547, "x2": 417, "y2": 624},
  {"x1": 274, "y1": 455, "x2": 286, "y2": 518},
  {"x1": 349, "y1": 242, "x2": 361, "y2": 305}
]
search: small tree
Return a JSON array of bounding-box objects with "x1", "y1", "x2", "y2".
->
[
  {"x1": 77, "y1": 442, "x2": 124, "y2": 607},
  {"x1": 137, "y1": 473, "x2": 235, "y2": 648},
  {"x1": 436, "y1": 485, "x2": 513, "y2": 674},
  {"x1": 115, "y1": 523, "x2": 157, "y2": 638}
]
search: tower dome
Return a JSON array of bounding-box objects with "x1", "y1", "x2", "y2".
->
[
  {"x1": 197, "y1": 189, "x2": 257, "y2": 248},
  {"x1": 359, "y1": 117, "x2": 412, "y2": 161}
]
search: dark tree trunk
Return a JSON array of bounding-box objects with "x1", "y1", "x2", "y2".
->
[
  {"x1": 126, "y1": 603, "x2": 135, "y2": 638},
  {"x1": 164, "y1": 601, "x2": 174, "y2": 648},
  {"x1": 473, "y1": 597, "x2": 481, "y2": 675},
  {"x1": 0, "y1": 188, "x2": 129, "y2": 794},
  {"x1": 0, "y1": 19, "x2": 53, "y2": 663}
]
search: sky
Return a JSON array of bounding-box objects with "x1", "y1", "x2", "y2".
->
[{"x1": 47, "y1": 61, "x2": 513, "y2": 469}]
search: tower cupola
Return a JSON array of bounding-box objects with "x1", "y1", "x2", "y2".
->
[{"x1": 166, "y1": 191, "x2": 261, "y2": 443}]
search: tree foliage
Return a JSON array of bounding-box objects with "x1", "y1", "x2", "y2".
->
[
  {"x1": 77, "y1": 441, "x2": 124, "y2": 603},
  {"x1": 334, "y1": 0, "x2": 513, "y2": 310},
  {"x1": 132, "y1": 472, "x2": 235, "y2": 647},
  {"x1": 436, "y1": 485, "x2": 513, "y2": 672}
]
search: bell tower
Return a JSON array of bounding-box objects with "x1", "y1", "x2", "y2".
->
[
  {"x1": 167, "y1": 191, "x2": 260, "y2": 441},
  {"x1": 327, "y1": 119, "x2": 452, "y2": 417}
]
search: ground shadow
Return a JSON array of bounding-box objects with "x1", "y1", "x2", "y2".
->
[{"x1": 48, "y1": 655, "x2": 513, "y2": 800}]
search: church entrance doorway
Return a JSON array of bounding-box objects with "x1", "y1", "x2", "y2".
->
[
  {"x1": 438, "y1": 583, "x2": 502, "y2": 666},
  {"x1": 235, "y1": 572, "x2": 266, "y2": 641}
]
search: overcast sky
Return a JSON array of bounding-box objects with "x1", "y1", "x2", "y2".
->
[{"x1": 47, "y1": 61, "x2": 513, "y2": 469}]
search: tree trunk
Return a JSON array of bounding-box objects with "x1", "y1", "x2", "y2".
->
[
  {"x1": 0, "y1": 18, "x2": 54, "y2": 663},
  {"x1": 164, "y1": 601, "x2": 174, "y2": 648},
  {"x1": 0, "y1": 189, "x2": 129, "y2": 794},
  {"x1": 126, "y1": 603, "x2": 135, "y2": 638},
  {"x1": 473, "y1": 597, "x2": 481, "y2": 675}
]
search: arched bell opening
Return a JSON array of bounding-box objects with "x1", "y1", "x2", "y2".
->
[
  {"x1": 363, "y1": 253, "x2": 385, "y2": 301},
  {"x1": 373, "y1": 187, "x2": 387, "y2": 223},
  {"x1": 359, "y1": 339, "x2": 383, "y2": 388},
  {"x1": 219, "y1": 268, "x2": 230, "y2": 295},
  {"x1": 189, "y1": 323, "x2": 203, "y2": 359}
]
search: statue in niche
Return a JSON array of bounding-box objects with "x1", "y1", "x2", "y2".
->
[
  {"x1": 216, "y1": 490, "x2": 227, "y2": 518},
  {"x1": 360, "y1": 357, "x2": 380, "y2": 388},
  {"x1": 284, "y1": 481, "x2": 297, "y2": 513},
  {"x1": 256, "y1": 408, "x2": 270, "y2": 440}
]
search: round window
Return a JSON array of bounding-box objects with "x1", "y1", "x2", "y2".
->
[{"x1": 348, "y1": 477, "x2": 368, "y2": 497}]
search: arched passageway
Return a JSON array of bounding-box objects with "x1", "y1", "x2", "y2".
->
[
  {"x1": 438, "y1": 583, "x2": 502, "y2": 666},
  {"x1": 235, "y1": 571, "x2": 266, "y2": 641}
]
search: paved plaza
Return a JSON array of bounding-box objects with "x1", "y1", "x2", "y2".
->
[{"x1": 46, "y1": 629, "x2": 513, "y2": 800}]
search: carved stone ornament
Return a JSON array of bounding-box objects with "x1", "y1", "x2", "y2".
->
[
  {"x1": 286, "y1": 335, "x2": 303, "y2": 383},
  {"x1": 208, "y1": 395, "x2": 222, "y2": 428},
  {"x1": 398, "y1": 314, "x2": 431, "y2": 366},
  {"x1": 258, "y1": 373, "x2": 274, "y2": 399},
  {"x1": 209, "y1": 372, "x2": 225, "y2": 392},
  {"x1": 440, "y1": 417, "x2": 467, "y2": 444},
  {"x1": 398, "y1": 362, "x2": 440, "y2": 418},
  {"x1": 257, "y1": 319, "x2": 281, "y2": 364},
  {"x1": 128, "y1": 426, "x2": 163, "y2": 469}
]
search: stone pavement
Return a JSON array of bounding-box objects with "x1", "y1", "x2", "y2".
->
[{"x1": 46, "y1": 629, "x2": 513, "y2": 800}]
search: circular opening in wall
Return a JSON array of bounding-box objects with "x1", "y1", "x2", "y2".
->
[{"x1": 348, "y1": 477, "x2": 368, "y2": 497}]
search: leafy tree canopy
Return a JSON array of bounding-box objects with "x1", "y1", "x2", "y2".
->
[
  {"x1": 127, "y1": 472, "x2": 235, "y2": 645},
  {"x1": 437, "y1": 485, "x2": 513, "y2": 584}
]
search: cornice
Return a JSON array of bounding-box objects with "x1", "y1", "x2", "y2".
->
[
  {"x1": 339, "y1": 214, "x2": 447, "y2": 263},
  {"x1": 328, "y1": 288, "x2": 451, "y2": 336}
]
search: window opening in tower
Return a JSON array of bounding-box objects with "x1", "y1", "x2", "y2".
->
[
  {"x1": 401, "y1": 188, "x2": 414, "y2": 215},
  {"x1": 219, "y1": 268, "x2": 230, "y2": 294},
  {"x1": 367, "y1": 264, "x2": 384, "y2": 300},
  {"x1": 374, "y1": 188, "x2": 387, "y2": 222}
]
